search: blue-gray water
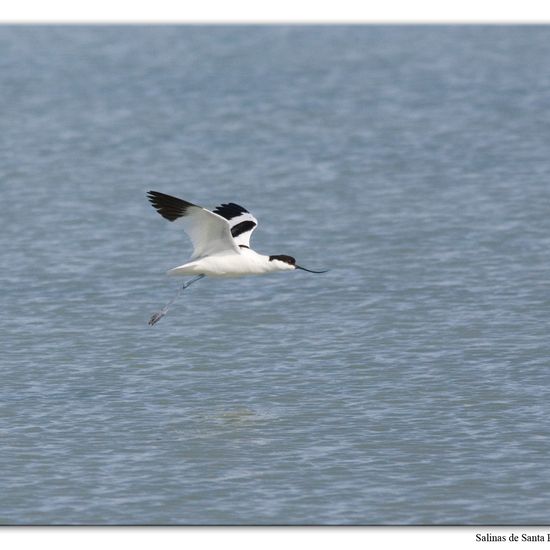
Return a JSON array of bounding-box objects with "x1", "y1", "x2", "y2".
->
[{"x1": 2, "y1": 25, "x2": 550, "y2": 525}]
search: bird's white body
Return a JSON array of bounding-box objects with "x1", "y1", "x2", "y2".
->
[{"x1": 168, "y1": 247, "x2": 294, "y2": 278}]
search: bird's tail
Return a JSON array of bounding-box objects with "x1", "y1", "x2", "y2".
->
[{"x1": 166, "y1": 262, "x2": 197, "y2": 276}]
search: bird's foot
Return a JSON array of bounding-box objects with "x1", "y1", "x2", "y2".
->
[{"x1": 148, "y1": 308, "x2": 168, "y2": 326}]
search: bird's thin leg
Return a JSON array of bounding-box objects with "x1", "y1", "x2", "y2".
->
[{"x1": 148, "y1": 274, "x2": 205, "y2": 326}]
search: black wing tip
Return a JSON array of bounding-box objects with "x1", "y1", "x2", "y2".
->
[
  {"x1": 213, "y1": 202, "x2": 250, "y2": 220},
  {"x1": 146, "y1": 190, "x2": 170, "y2": 206},
  {"x1": 147, "y1": 190, "x2": 168, "y2": 208},
  {"x1": 147, "y1": 190, "x2": 194, "y2": 222}
]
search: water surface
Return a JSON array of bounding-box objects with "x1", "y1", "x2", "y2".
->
[{"x1": 2, "y1": 25, "x2": 550, "y2": 524}]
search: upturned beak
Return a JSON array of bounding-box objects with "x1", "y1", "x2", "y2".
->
[{"x1": 295, "y1": 265, "x2": 329, "y2": 274}]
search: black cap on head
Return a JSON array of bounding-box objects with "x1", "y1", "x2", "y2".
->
[
  {"x1": 269, "y1": 254, "x2": 328, "y2": 273},
  {"x1": 269, "y1": 254, "x2": 296, "y2": 265}
]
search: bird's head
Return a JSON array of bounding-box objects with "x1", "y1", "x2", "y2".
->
[{"x1": 268, "y1": 255, "x2": 328, "y2": 273}]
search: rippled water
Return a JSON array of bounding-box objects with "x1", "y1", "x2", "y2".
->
[{"x1": 2, "y1": 25, "x2": 550, "y2": 525}]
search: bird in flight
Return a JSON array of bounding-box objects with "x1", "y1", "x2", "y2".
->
[{"x1": 146, "y1": 190, "x2": 327, "y2": 325}]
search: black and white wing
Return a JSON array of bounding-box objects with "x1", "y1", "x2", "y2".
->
[
  {"x1": 212, "y1": 202, "x2": 258, "y2": 248},
  {"x1": 147, "y1": 191, "x2": 240, "y2": 259}
]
